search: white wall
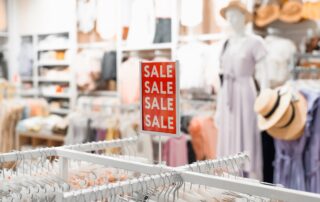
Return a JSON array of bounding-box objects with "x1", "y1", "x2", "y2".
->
[{"x1": 16, "y1": 0, "x2": 76, "y2": 34}]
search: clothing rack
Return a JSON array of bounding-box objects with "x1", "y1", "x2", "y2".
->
[
  {"x1": 55, "y1": 149, "x2": 320, "y2": 202},
  {"x1": 1, "y1": 138, "x2": 320, "y2": 202}
]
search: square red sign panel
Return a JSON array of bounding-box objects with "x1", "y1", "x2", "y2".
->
[{"x1": 140, "y1": 61, "x2": 179, "y2": 136}]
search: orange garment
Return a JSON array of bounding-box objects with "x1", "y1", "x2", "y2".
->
[{"x1": 188, "y1": 116, "x2": 217, "y2": 160}]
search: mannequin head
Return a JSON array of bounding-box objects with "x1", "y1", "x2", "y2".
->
[{"x1": 226, "y1": 8, "x2": 246, "y2": 34}]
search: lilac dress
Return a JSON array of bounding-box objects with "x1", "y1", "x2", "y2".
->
[
  {"x1": 301, "y1": 89, "x2": 320, "y2": 193},
  {"x1": 273, "y1": 89, "x2": 320, "y2": 192},
  {"x1": 216, "y1": 35, "x2": 267, "y2": 179}
]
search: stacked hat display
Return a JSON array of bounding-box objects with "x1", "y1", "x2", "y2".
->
[
  {"x1": 254, "y1": 86, "x2": 307, "y2": 140},
  {"x1": 255, "y1": 0, "x2": 303, "y2": 27}
]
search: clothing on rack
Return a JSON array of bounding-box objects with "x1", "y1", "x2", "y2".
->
[
  {"x1": 180, "y1": 0, "x2": 203, "y2": 27},
  {"x1": 153, "y1": 18, "x2": 172, "y2": 43},
  {"x1": 189, "y1": 116, "x2": 217, "y2": 160},
  {"x1": 302, "y1": 88, "x2": 320, "y2": 193},
  {"x1": 256, "y1": 35, "x2": 297, "y2": 89},
  {"x1": 272, "y1": 87, "x2": 320, "y2": 193},
  {"x1": 18, "y1": 40, "x2": 34, "y2": 77},
  {"x1": 126, "y1": 0, "x2": 155, "y2": 46},
  {"x1": 261, "y1": 130, "x2": 275, "y2": 183},
  {"x1": 216, "y1": 35, "x2": 267, "y2": 179},
  {"x1": 77, "y1": 0, "x2": 96, "y2": 33},
  {"x1": 100, "y1": 51, "x2": 117, "y2": 81},
  {"x1": 0, "y1": 52, "x2": 7, "y2": 79},
  {"x1": 0, "y1": 0, "x2": 6, "y2": 31},
  {"x1": 119, "y1": 57, "x2": 141, "y2": 104},
  {"x1": 96, "y1": 0, "x2": 117, "y2": 40},
  {"x1": 74, "y1": 49, "x2": 103, "y2": 91},
  {"x1": 177, "y1": 42, "x2": 208, "y2": 89},
  {"x1": 162, "y1": 134, "x2": 188, "y2": 167},
  {"x1": 0, "y1": 100, "x2": 24, "y2": 153}
]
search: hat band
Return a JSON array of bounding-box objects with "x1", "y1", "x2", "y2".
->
[
  {"x1": 279, "y1": 103, "x2": 296, "y2": 129},
  {"x1": 264, "y1": 91, "x2": 281, "y2": 119}
]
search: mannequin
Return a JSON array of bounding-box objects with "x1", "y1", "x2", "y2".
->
[{"x1": 216, "y1": 2, "x2": 267, "y2": 180}]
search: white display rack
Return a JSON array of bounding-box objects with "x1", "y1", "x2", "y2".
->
[{"x1": 1, "y1": 137, "x2": 319, "y2": 202}]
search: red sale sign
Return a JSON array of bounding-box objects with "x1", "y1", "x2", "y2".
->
[{"x1": 140, "y1": 61, "x2": 180, "y2": 136}]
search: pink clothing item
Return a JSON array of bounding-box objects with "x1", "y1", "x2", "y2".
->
[
  {"x1": 119, "y1": 57, "x2": 141, "y2": 104},
  {"x1": 162, "y1": 135, "x2": 188, "y2": 167},
  {"x1": 189, "y1": 116, "x2": 217, "y2": 160}
]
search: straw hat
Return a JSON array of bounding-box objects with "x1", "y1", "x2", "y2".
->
[
  {"x1": 220, "y1": 0, "x2": 252, "y2": 23},
  {"x1": 254, "y1": 87, "x2": 292, "y2": 131},
  {"x1": 255, "y1": 4, "x2": 280, "y2": 27},
  {"x1": 267, "y1": 92, "x2": 307, "y2": 140},
  {"x1": 279, "y1": 0, "x2": 303, "y2": 23}
]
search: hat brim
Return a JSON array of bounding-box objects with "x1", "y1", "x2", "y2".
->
[
  {"x1": 267, "y1": 93, "x2": 307, "y2": 140},
  {"x1": 255, "y1": 5, "x2": 280, "y2": 27},
  {"x1": 257, "y1": 90, "x2": 292, "y2": 130},
  {"x1": 279, "y1": 2, "x2": 303, "y2": 23},
  {"x1": 220, "y1": 5, "x2": 252, "y2": 23}
]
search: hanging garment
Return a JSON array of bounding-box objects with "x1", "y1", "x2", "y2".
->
[
  {"x1": 0, "y1": 52, "x2": 8, "y2": 79},
  {"x1": 188, "y1": 116, "x2": 217, "y2": 160},
  {"x1": 74, "y1": 50, "x2": 103, "y2": 91},
  {"x1": 121, "y1": 0, "x2": 133, "y2": 27},
  {"x1": 96, "y1": 0, "x2": 117, "y2": 40},
  {"x1": 162, "y1": 135, "x2": 188, "y2": 167},
  {"x1": 77, "y1": 0, "x2": 96, "y2": 33},
  {"x1": 65, "y1": 112, "x2": 89, "y2": 145},
  {"x1": 177, "y1": 42, "x2": 208, "y2": 89},
  {"x1": 261, "y1": 131, "x2": 275, "y2": 183},
  {"x1": 119, "y1": 57, "x2": 141, "y2": 104},
  {"x1": 0, "y1": 0, "x2": 7, "y2": 31},
  {"x1": 273, "y1": 128, "x2": 308, "y2": 191},
  {"x1": 256, "y1": 35, "x2": 296, "y2": 89},
  {"x1": 101, "y1": 51, "x2": 117, "y2": 81},
  {"x1": 301, "y1": 88, "x2": 320, "y2": 193},
  {"x1": 153, "y1": 18, "x2": 172, "y2": 43},
  {"x1": 180, "y1": 0, "x2": 203, "y2": 27},
  {"x1": 18, "y1": 42, "x2": 34, "y2": 77},
  {"x1": 216, "y1": 35, "x2": 267, "y2": 179},
  {"x1": 127, "y1": 0, "x2": 155, "y2": 46}
]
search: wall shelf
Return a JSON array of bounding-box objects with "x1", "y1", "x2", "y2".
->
[
  {"x1": 41, "y1": 93, "x2": 71, "y2": 99},
  {"x1": 38, "y1": 60, "x2": 70, "y2": 66},
  {"x1": 38, "y1": 77, "x2": 71, "y2": 83},
  {"x1": 121, "y1": 43, "x2": 173, "y2": 52},
  {"x1": 37, "y1": 45, "x2": 69, "y2": 51}
]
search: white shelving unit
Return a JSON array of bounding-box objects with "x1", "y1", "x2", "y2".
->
[{"x1": 19, "y1": 32, "x2": 76, "y2": 115}]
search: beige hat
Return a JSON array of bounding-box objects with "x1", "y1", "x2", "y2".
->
[
  {"x1": 220, "y1": 0, "x2": 252, "y2": 23},
  {"x1": 279, "y1": 0, "x2": 303, "y2": 23},
  {"x1": 267, "y1": 92, "x2": 307, "y2": 140},
  {"x1": 255, "y1": 4, "x2": 280, "y2": 27},
  {"x1": 254, "y1": 87, "x2": 292, "y2": 131}
]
